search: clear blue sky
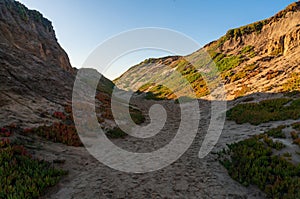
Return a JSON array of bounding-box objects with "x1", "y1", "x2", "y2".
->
[{"x1": 19, "y1": 0, "x2": 295, "y2": 79}]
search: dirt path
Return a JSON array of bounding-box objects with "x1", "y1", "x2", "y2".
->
[{"x1": 31, "y1": 98, "x2": 300, "y2": 199}]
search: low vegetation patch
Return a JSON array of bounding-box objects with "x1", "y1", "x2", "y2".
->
[
  {"x1": 228, "y1": 64, "x2": 258, "y2": 83},
  {"x1": 215, "y1": 54, "x2": 243, "y2": 72},
  {"x1": 25, "y1": 122, "x2": 82, "y2": 147},
  {"x1": 283, "y1": 73, "x2": 300, "y2": 92},
  {"x1": 292, "y1": 122, "x2": 300, "y2": 131},
  {"x1": 265, "y1": 125, "x2": 286, "y2": 138},
  {"x1": 219, "y1": 131, "x2": 300, "y2": 199},
  {"x1": 0, "y1": 127, "x2": 66, "y2": 198},
  {"x1": 241, "y1": 45, "x2": 256, "y2": 58},
  {"x1": 106, "y1": 127, "x2": 127, "y2": 139},
  {"x1": 284, "y1": 90, "x2": 300, "y2": 98},
  {"x1": 130, "y1": 107, "x2": 145, "y2": 124},
  {"x1": 25, "y1": 102, "x2": 145, "y2": 145},
  {"x1": 263, "y1": 135, "x2": 286, "y2": 150},
  {"x1": 23, "y1": 107, "x2": 82, "y2": 147},
  {"x1": 227, "y1": 98, "x2": 300, "y2": 125}
]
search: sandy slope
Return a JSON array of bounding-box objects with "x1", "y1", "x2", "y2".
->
[{"x1": 24, "y1": 96, "x2": 299, "y2": 199}]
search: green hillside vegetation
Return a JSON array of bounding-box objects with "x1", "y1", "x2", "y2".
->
[
  {"x1": 227, "y1": 98, "x2": 300, "y2": 125},
  {"x1": 283, "y1": 72, "x2": 300, "y2": 92},
  {"x1": 133, "y1": 38, "x2": 265, "y2": 100},
  {"x1": 135, "y1": 58, "x2": 211, "y2": 99},
  {"x1": 137, "y1": 49, "x2": 245, "y2": 100}
]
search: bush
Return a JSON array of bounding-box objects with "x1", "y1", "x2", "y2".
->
[
  {"x1": 224, "y1": 21, "x2": 267, "y2": 41},
  {"x1": 266, "y1": 125, "x2": 286, "y2": 138},
  {"x1": 106, "y1": 128, "x2": 127, "y2": 139},
  {"x1": 241, "y1": 45, "x2": 255, "y2": 54},
  {"x1": 292, "y1": 122, "x2": 300, "y2": 131},
  {"x1": 216, "y1": 54, "x2": 242, "y2": 72},
  {"x1": 130, "y1": 107, "x2": 145, "y2": 124},
  {"x1": 263, "y1": 136, "x2": 285, "y2": 150},
  {"x1": 283, "y1": 152, "x2": 292, "y2": 158}
]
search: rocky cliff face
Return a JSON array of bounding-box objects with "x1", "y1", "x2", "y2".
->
[
  {"x1": 0, "y1": 0, "x2": 73, "y2": 72},
  {"x1": 0, "y1": 0, "x2": 116, "y2": 128},
  {"x1": 115, "y1": 2, "x2": 300, "y2": 100},
  {"x1": 0, "y1": 0, "x2": 140, "y2": 132}
]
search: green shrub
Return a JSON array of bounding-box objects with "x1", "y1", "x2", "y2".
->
[
  {"x1": 138, "y1": 83, "x2": 154, "y2": 92},
  {"x1": 283, "y1": 152, "x2": 292, "y2": 158},
  {"x1": 292, "y1": 122, "x2": 300, "y2": 131},
  {"x1": 263, "y1": 136, "x2": 286, "y2": 150},
  {"x1": 106, "y1": 128, "x2": 127, "y2": 139},
  {"x1": 216, "y1": 54, "x2": 242, "y2": 72},
  {"x1": 241, "y1": 45, "x2": 255, "y2": 55},
  {"x1": 224, "y1": 21, "x2": 267, "y2": 41},
  {"x1": 230, "y1": 64, "x2": 257, "y2": 83},
  {"x1": 266, "y1": 125, "x2": 286, "y2": 138},
  {"x1": 175, "y1": 59, "x2": 189, "y2": 73},
  {"x1": 231, "y1": 71, "x2": 247, "y2": 82},
  {"x1": 16, "y1": 2, "x2": 29, "y2": 21},
  {"x1": 130, "y1": 108, "x2": 145, "y2": 124}
]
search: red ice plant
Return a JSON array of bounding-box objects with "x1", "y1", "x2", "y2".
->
[
  {"x1": 0, "y1": 127, "x2": 12, "y2": 137},
  {"x1": 53, "y1": 111, "x2": 67, "y2": 121}
]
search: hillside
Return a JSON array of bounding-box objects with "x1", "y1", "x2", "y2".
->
[
  {"x1": 115, "y1": 2, "x2": 300, "y2": 100},
  {"x1": 0, "y1": 0, "x2": 75, "y2": 127},
  {"x1": 0, "y1": 0, "x2": 116, "y2": 128}
]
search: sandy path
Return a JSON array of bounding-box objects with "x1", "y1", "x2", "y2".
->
[{"x1": 32, "y1": 98, "x2": 300, "y2": 199}]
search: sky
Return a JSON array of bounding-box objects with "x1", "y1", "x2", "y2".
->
[{"x1": 19, "y1": 0, "x2": 296, "y2": 80}]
